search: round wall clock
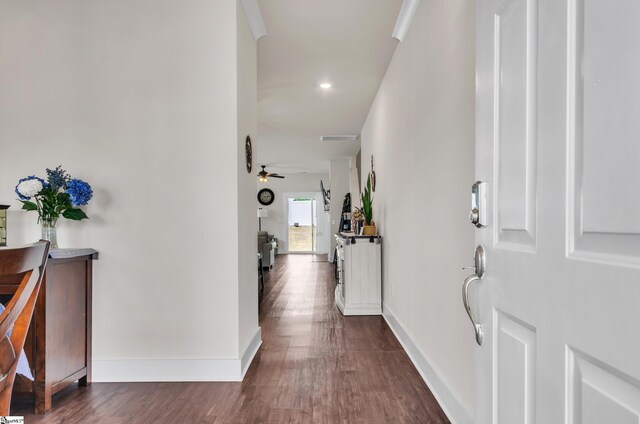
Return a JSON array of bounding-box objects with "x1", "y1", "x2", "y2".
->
[
  {"x1": 257, "y1": 188, "x2": 275, "y2": 206},
  {"x1": 245, "y1": 135, "x2": 253, "y2": 173}
]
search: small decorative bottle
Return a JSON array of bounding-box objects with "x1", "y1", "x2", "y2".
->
[{"x1": 0, "y1": 205, "x2": 8, "y2": 246}]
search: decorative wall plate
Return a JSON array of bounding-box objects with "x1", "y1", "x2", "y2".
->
[
  {"x1": 245, "y1": 136, "x2": 253, "y2": 173},
  {"x1": 371, "y1": 155, "x2": 376, "y2": 192}
]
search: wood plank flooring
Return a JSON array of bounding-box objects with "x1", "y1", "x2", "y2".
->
[{"x1": 12, "y1": 254, "x2": 450, "y2": 423}]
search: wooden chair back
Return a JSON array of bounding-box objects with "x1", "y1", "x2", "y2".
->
[{"x1": 0, "y1": 241, "x2": 50, "y2": 415}]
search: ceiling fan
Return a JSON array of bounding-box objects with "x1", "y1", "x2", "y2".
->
[{"x1": 257, "y1": 165, "x2": 285, "y2": 182}]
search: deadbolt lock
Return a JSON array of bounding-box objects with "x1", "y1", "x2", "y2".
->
[{"x1": 470, "y1": 181, "x2": 487, "y2": 228}]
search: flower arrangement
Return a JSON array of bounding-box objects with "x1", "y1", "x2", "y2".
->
[
  {"x1": 15, "y1": 166, "x2": 92, "y2": 247},
  {"x1": 352, "y1": 207, "x2": 364, "y2": 221},
  {"x1": 352, "y1": 206, "x2": 364, "y2": 234}
]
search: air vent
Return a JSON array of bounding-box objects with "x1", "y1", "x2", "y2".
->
[{"x1": 320, "y1": 135, "x2": 360, "y2": 142}]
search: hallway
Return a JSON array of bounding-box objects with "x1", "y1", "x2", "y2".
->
[
  {"x1": 256, "y1": 254, "x2": 450, "y2": 423},
  {"x1": 13, "y1": 255, "x2": 449, "y2": 423}
]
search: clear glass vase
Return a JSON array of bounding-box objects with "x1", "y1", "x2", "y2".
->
[{"x1": 41, "y1": 219, "x2": 58, "y2": 249}]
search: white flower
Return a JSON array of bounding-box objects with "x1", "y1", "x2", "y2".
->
[{"x1": 17, "y1": 179, "x2": 44, "y2": 198}]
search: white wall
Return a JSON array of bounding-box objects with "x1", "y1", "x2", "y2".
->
[
  {"x1": 329, "y1": 158, "x2": 350, "y2": 259},
  {"x1": 0, "y1": 0, "x2": 259, "y2": 380},
  {"x1": 257, "y1": 173, "x2": 330, "y2": 254},
  {"x1": 349, "y1": 157, "x2": 361, "y2": 213},
  {"x1": 236, "y1": 2, "x2": 261, "y2": 368},
  {"x1": 360, "y1": 0, "x2": 476, "y2": 421}
]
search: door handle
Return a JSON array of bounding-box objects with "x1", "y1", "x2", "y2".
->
[
  {"x1": 463, "y1": 274, "x2": 484, "y2": 345},
  {"x1": 462, "y1": 245, "x2": 486, "y2": 346}
]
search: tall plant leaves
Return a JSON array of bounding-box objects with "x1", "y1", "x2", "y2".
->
[{"x1": 361, "y1": 173, "x2": 374, "y2": 225}]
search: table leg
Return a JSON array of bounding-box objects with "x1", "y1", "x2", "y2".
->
[{"x1": 35, "y1": 381, "x2": 52, "y2": 414}]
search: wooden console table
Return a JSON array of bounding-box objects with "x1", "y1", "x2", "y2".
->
[{"x1": 0, "y1": 248, "x2": 97, "y2": 414}]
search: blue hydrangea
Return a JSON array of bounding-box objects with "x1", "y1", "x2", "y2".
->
[
  {"x1": 65, "y1": 179, "x2": 93, "y2": 206},
  {"x1": 46, "y1": 166, "x2": 70, "y2": 191},
  {"x1": 15, "y1": 175, "x2": 47, "y2": 201}
]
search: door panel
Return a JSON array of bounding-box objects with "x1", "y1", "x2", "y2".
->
[
  {"x1": 494, "y1": 310, "x2": 536, "y2": 424},
  {"x1": 580, "y1": 0, "x2": 640, "y2": 236},
  {"x1": 567, "y1": 0, "x2": 640, "y2": 264},
  {"x1": 494, "y1": 0, "x2": 538, "y2": 250},
  {"x1": 566, "y1": 349, "x2": 640, "y2": 424},
  {"x1": 475, "y1": 0, "x2": 640, "y2": 422}
]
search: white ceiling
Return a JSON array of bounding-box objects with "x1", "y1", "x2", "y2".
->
[{"x1": 256, "y1": 0, "x2": 403, "y2": 174}]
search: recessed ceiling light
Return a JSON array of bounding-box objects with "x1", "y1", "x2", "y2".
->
[{"x1": 319, "y1": 82, "x2": 332, "y2": 89}]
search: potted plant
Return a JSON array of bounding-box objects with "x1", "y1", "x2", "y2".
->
[{"x1": 361, "y1": 173, "x2": 376, "y2": 236}]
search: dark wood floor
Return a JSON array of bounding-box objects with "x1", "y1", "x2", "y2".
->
[{"x1": 13, "y1": 254, "x2": 450, "y2": 423}]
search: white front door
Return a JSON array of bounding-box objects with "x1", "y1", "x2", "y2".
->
[{"x1": 473, "y1": 0, "x2": 640, "y2": 422}]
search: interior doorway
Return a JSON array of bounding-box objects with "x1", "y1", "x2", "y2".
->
[{"x1": 286, "y1": 197, "x2": 317, "y2": 253}]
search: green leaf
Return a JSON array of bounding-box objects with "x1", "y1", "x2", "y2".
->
[
  {"x1": 57, "y1": 192, "x2": 72, "y2": 209},
  {"x1": 62, "y1": 208, "x2": 88, "y2": 221},
  {"x1": 20, "y1": 201, "x2": 38, "y2": 211}
]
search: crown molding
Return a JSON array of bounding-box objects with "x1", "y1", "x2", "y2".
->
[
  {"x1": 240, "y1": 0, "x2": 267, "y2": 41},
  {"x1": 392, "y1": 0, "x2": 422, "y2": 42}
]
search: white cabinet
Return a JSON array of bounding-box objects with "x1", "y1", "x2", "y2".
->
[{"x1": 334, "y1": 234, "x2": 382, "y2": 315}]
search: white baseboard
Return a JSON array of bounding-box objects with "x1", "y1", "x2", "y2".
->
[
  {"x1": 382, "y1": 304, "x2": 473, "y2": 424},
  {"x1": 240, "y1": 327, "x2": 262, "y2": 377},
  {"x1": 92, "y1": 358, "x2": 244, "y2": 382},
  {"x1": 94, "y1": 327, "x2": 262, "y2": 382}
]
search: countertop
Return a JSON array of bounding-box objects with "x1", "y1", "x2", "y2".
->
[{"x1": 49, "y1": 248, "x2": 99, "y2": 260}]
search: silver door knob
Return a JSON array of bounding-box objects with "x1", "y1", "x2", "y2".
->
[
  {"x1": 463, "y1": 275, "x2": 484, "y2": 345},
  {"x1": 462, "y1": 245, "x2": 486, "y2": 345}
]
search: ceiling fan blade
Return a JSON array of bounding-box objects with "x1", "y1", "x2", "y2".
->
[{"x1": 269, "y1": 175, "x2": 285, "y2": 179}]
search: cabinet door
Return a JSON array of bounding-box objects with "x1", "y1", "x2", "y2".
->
[
  {"x1": 45, "y1": 260, "x2": 87, "y2": 384},
  {"x1": 345, "y1": 243, "x2": 381, "y2": 312}
]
